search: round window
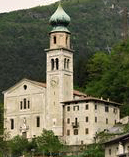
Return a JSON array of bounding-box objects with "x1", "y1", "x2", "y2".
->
[{"x1": 23, "y1": 85, "x2": 27, "y2": 90}]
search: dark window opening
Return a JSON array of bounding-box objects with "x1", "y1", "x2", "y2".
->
[
  {"x1": 95, "y1": 117, "x2": 97, "y2": 123},
  {"x1": 74, "y1": 129, "x2": 78, "y2": 135},
  {"x1": 20, "y1": 101, "x2": 22, "y2": 110},
  {"x1": 11, "y1": 119, "x2": 14, "y2": 130},
  {"x1": 64, "y1": 58, "x2": 66, "y2": 69},
  {"x1": 67, "y1": 106, "x2": 70, "y2": 111},
  {"x1": 54, "y1": 36, "x2": 56, "y2": 44},
  {"x1": 67, "y1": 59, "x2": 69, "y2": 69},
  {"x1": 85, "y1": 128, "x2": 89, "y2": 134},
  {"x1": 81, "y1": 141, "x2": 83, "y2": 145},
  {"x1": 24, "y1": 98, "x2": 26, "y2": 109},
  {"x1": 85, "y1": 104, "x2": 89, "y2": 110},
  {"x1": 51, "y1": 59, "x2": 54, "y2": 70},
  {"x1": 86, "y1": 117, "x2": 88, "y2": 122},
  {"x1": 22, "y1": 132, "x2": 27, "y2": 138},
  {"x1": 95, "y1": 104, "x2": 97, "y2": 110},
  {"x1": 55, "y1": 58, "x2": 59, "y2": 70},
  {"x1": 67, "y1": 130, "x2": 70, "y2": 136},
  {"x1": 23, "y1": 85, "x2": 27, "y2": 90},
  {"x1": 105, "y1": 106, "x2": 109, "y2": 112},
  {"x1": 75, "y1": 118, "x2": 78, "y2": 126},
  {"x1": 67, "y1": 118, "x2": 70, "y2": 124},
  {"x1": 36, "y1": 117, "x2": 40, "y2": 127},
  {"x1": 113, "y1": 108, "x2": 117, "y2": 114},
  {"x1": 106, "y1": 118, "x2": 108, "y2": 124},
  {"x1": 109, "y1": 149, "x2": 111, "y2": 155}
]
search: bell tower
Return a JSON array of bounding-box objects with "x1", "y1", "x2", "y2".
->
[{"x1": 45, "y1": 3, "x2": 73, "y2": 136}]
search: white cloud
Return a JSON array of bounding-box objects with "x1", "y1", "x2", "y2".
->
[{"x1": 0, "y1": 0, "x2": 59, "y2": 13}]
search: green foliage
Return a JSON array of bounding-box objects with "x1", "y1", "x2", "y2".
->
[
  {"x1": 0, "y1": 0, "x2": 128, "y2": 101},
  {"x1": 0, "y1": 103, "x2": 3, "y2": 135},
  {"x1": 36, "y1": 129, "x2": 63, "y2": 155},
  {"x1": 8, "y1": 135, "x2": 30, "y2": 156},
  {"x1": 123, "y1": 123, "x2": 129, "y2": 133},
  {"x1": 85, "y1": 40, "x2": 129, "y2": 117},
  {"x1": 81, "y1": 144, "x2": 104, "y2": 157},
  {"x1": 94, "y1": 131, "x2": 121, "y2": 144}
]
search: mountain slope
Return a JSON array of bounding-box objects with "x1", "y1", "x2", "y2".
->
[{"x1": 0, "y1": 0, "x2": 129, "y2": 100}]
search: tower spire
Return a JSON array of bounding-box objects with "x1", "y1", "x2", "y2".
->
[{"x1": 49, "y1": 3, "x2": 70, "y2": 33}]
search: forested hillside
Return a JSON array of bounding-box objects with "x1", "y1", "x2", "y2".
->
[{"x1": 0, "y1": 0, "x2": 129, "y2": 102}]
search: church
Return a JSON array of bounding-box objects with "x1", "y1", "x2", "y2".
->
[{"x1": 3, "y1": 3, "x2": 121, "y2": 145}]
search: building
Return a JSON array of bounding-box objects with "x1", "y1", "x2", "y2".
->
[
  {"x1": 105, "y1": 133, "x2": 129, "y2": 157},
  {"x1": 3, "y1": 3, "x2": 121, "y2": 145}
]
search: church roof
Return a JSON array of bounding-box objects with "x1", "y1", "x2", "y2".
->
[
  {"x1": 2, "y1": 78, "x2": 86, "y2": 97},
  {"x1": 49, "y1": 3, "x2": 70, "y2": 33},
  {"x1": 3, "y1": 78, "x2": 121, "y2": 106}
]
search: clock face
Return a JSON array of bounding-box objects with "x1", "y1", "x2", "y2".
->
[{"x1": 50, "y1": 76, "x2": 59, "y2": 87}]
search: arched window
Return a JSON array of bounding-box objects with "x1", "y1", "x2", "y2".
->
[
  {"x1": 55, "y1": 58, "x2": 59, "y2": 70},
  {"x1": 64, "y1": 58, "x2": 66, "y2": 69},
  {"x1": 51, "y1": 59, "x2": 54, "y2": 70},
  {"x1": 53, "y1": 36, "x2": 56, "y2": 44},
  {"x1": 67, "y1": 59, "x2": 70, "y2": 69},
  {"x1": 24, "y1": 98, "x2": 26, "y2": 109}
]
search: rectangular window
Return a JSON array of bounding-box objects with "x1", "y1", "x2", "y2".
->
[
  {"x1": 22, "y1": 132, "x2": 27, "y2": 138},
  {"x1": 106, "y1": 118, "x2": 108, "y2": 124},
  {"x1": 85, "y1": 104, "x2": 89, "y2": 110},
  {"x1": 74, "y1": 129, "x2": 78, "y2": 135},
  {"x1": 73, "y1": 106, "x2": 79, "y2": 111},
  {"x1": 95, "y1": 117, "x2": 97, "y2": 123},
  {"x1": 85, "y1": 128, "x2": 89, "y2": 134},
  {"x1": 109, "y1": 149, "x2": 111, "y2": 155},
  {"x1": 67, "y1": 118, "x2": 70, "y2": 124},
  {"x1": 105, "y1": 106, "x2": 109, "y2": 112},
  {"x1": 36, "y1": 116, "x2": 40, "y2": 127},
  {"x1": 86, "y1": 116, "x2": 88, "y2": 122},
  {"x1": 10, "y1": 119, "x2": 14, "y2": 130},
  {"x1": 67, "y1": 130, "x2": 70, "y2": 136},
  {"x1": 20, "y1": 101, "x2": 22, "y2": 110},
  {"x1": 113, "y1": 108, "x2": 117, "y2": 114},
  {"x1": 95, "y1": 104, "x2": 97, "y2": 110},
  {"x1": 67, "y1": 106, "x2": 70, "y2": 111}
]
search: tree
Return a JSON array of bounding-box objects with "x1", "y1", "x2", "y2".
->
[
  {"x1": 36, "y1": 129, "x2": 63, "y2": 156},
  {"x1": 9, "y1": 135, "x2": 29, "y2": 157},
  {"x1": 81, "y1": 144, "x2": 104, "y2": 157},
  {"x1": 85, "y1": 40, "x2": 129, "y2": 117}
]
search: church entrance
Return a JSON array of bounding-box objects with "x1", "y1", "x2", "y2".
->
[{"x1": 22, "y1": 132, "x2": 27, "y2": 138}]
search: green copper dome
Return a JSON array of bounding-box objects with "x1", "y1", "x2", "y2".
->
[{"x1": 49, "y1": 3, "x2": 70, "y2": 33}]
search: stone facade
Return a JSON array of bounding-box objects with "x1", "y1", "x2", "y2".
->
[
  {"x1": 105, "y1": 133, "x2": 129, "y2": 157},
  {"x1": 3, "y1": 4, "x2": 121, "y2": 145},
  {"x1": 62, "y1": 98, "x2": 120, "y2": 145},
  {"x1": 3, "y1": 79, "x2": 46, "y2": 139}
]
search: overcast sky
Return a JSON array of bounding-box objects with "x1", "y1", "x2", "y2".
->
[{"x1": 0, "y1": 0, "x2": 59, "y2": 13}]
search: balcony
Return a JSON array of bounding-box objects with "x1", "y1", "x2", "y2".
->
[{"x1": 72, "y1": 122, "x2": 79, "y2": 128}]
